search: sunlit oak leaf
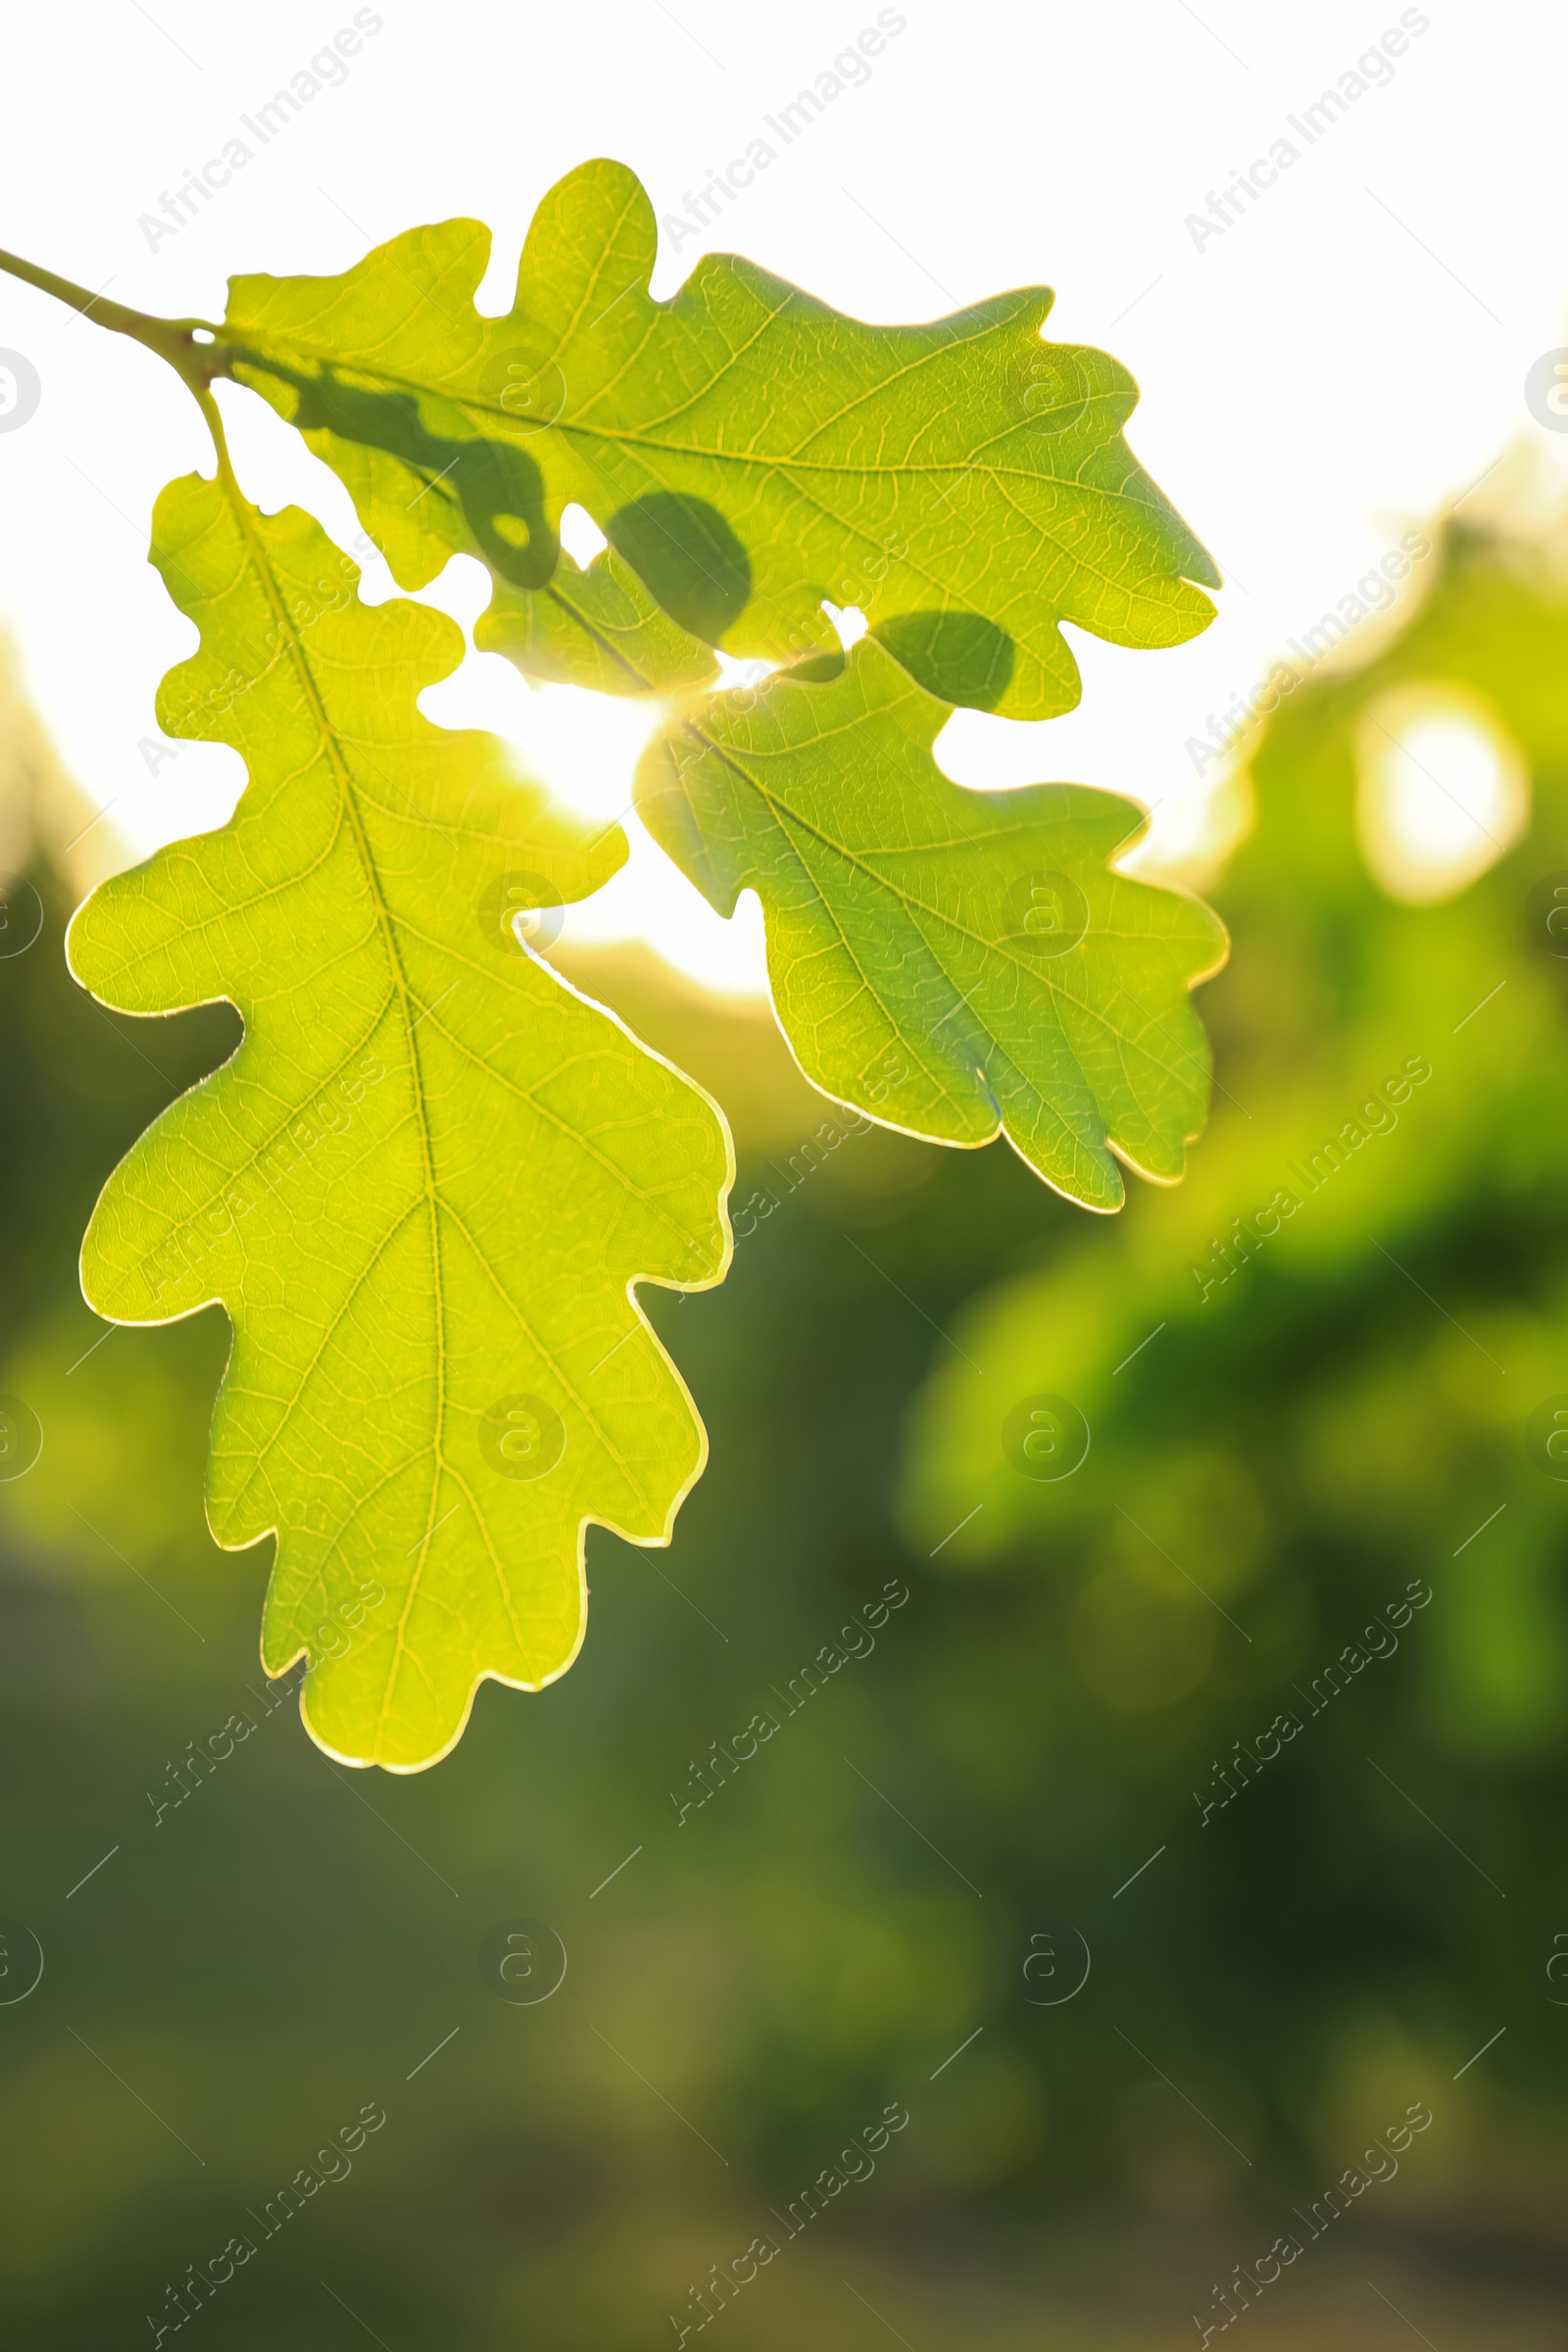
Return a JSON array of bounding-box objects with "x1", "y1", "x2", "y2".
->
[
  {"x1": 67, "y1": 469, "x2": 732, "y2": 1771},
  {"x1": 474, "y1": 543, "x2": 719, "y2": 696},
  {"x1": 635, "y1": 638, "x2": 1227, "y2": 1209},
  {"x1": 218, "y1": 158, "x2": 1218, "y2": 719},
  {"x1": 299, "y1": 420, "x2": 716, "y2": 696}
]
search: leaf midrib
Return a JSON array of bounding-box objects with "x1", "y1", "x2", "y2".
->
[
  {"x1": 227, "y1": 333, "x2": 1157, "y2": 500},
  {"x1": 200, "y1": 501, "x2": 688, "y2": 1712},
  {"x1": 212, "y1": 465, "x2": 452, "y2": 1742}
]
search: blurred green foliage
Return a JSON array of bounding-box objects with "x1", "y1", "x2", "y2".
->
[{"x1": 3, "y1": 511, "x2": 1568, "y2": 2347}]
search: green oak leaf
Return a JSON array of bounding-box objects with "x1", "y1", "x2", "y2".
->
[
  {"x1": 474, "y1": 541, "x2": 719, "y2": 696},
  {"x1": 294, "y1": 415, "x2": 717, "y2": 695},
  {"x1": 218, "y1": 157, "x2": 1218, "y2": 718},
  {"x1": 67, "y1": 466, "x2": 732, "y2": 1771},
  {"x1": 636, "y1": 638, "x2": 1227, "y2": 1209}
]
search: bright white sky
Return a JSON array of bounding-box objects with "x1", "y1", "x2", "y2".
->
[{"x1": 1, "y1": 0, "x2": 1564, "y2": 991}]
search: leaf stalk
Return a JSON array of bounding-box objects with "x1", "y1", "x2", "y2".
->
[{"x1": 0, "y1": 245, "x2": 225, "y2": 393}]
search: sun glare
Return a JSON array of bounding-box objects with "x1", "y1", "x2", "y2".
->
[
  {"x1": 504, "y1": 678, "x2": 771, "y2": 997},
  {"x1": 415, "y1": 553, "x2": 771, "y2": 997},
  {"x1": 1353, "y1": 687, "x2": 1529, "y2": 906}
]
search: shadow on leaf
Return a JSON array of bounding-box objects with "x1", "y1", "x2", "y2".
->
[
  {"x1": 605, "y1": 492, "x2": 751, "y2": 647},
  {"x1": 872, "y1": 610, "x2": 1016, "y2": 710}
]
